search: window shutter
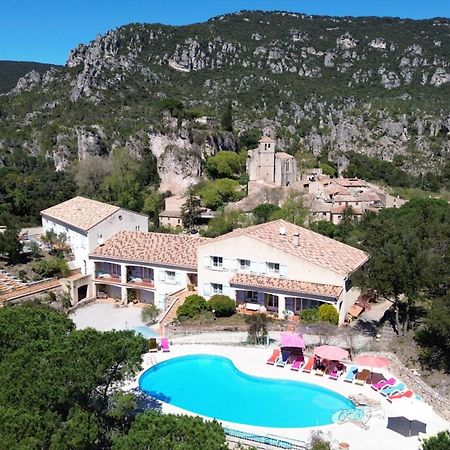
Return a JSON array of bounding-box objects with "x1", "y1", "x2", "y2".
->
[
  {"x1": 159, "y1": 271, "x2": 166, "y2": 281},
  {"x1": 280, "y1": 265, "x2": 288, "y2": 278},
  {"x1": 203, "y1": 256, "x2": 211, "y2": 268},
  {"x1": 259, "y1": 262, "x2": 267, "y2": 274},
  {"x1": 250, "y1": 261, "x2": 258, "y2": 273},
  {"x1": 175, "y1": 272, "x2": 182, "y2": 284},
  {"x1": 203, "y1": 283, "x2": 211, "y2": 296}
]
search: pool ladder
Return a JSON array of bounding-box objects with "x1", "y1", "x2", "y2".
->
[{"x1": 148, "y1": 356, "x2": 158, "y2": 366}]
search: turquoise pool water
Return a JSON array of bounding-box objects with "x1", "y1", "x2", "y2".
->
[
  {"x1": 139, "y1": 354, "x2": 355, "y2": 428},
  {"x1": 131, "y1": 325, "x2": 157, "y2": 339}
]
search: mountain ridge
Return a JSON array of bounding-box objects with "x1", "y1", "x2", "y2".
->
[{"x1": 0, "y1": 10, "x2": 448, "y2": 192}]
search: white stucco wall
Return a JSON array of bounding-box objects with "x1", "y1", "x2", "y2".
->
[
  {"x1": 197, "y1": 234, "x2": 362, "y2": 322},
  {"x1": 42, "y1": 209, "x2": 148, "y2": 275}
]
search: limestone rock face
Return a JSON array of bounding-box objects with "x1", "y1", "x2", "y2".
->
[
  {"x1": 76, "y1": 126, "x2": 107, "y2": 159},
  {"x1": 157, "y1": 145, "x2": 202, "y2": 194},
  {"x1": 11, "y1": 70, "x2": 41, "y2": 94}
]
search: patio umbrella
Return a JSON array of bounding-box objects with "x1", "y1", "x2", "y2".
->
[
  {"x1": 354, "y1": 355, "x2": 391, "y2": 384},
  {"x1": 314, "y1": 345, "x2": 349, "y2": 361},
  {"x1": 280, "y1": 332, "x2": 305, "y2": 349},
  {"x1": 354, "y1": 355, "x2": 390, "y2": 368},
  {"x1": 387, "y1": 416, "x2": 427, "y2": 437}
]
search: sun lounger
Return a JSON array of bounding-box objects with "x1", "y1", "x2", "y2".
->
[
  {"x1": 160, "y1": 337, "x2": 170, "y2": 352},
  {"x1": 386, "y1": 389, "x2": 414, "y2": 402},
  {"x1": 276, "y1": 349, "x2": 290, "y2": 367},
  {"x1": 380, "y1": 382, "x2": 406, "y2": 397},
  {"x1": 371, "y1": 377, "x2": 396, "y2": 391},
  {"x1": 302, "y1": 356, "x2": 315, "y2": 373},
  {"x1": 343, "y1": 366, "x2": 358, "y2": 382},
  {"x1": 290, "y1": 356, "x2": 304, "y2": 371},
  {"x1": 149, "y1": 337, "x2": 158, "y2": 353},
  {"x1": 266, "y1": 349, "x2": 280, "y2": 365},
  {"x1": 329, "y1": 368, "x2": 343, "y2": 380},
  {"x1": 354, "y1": 369, "x2": 371, "y2": 385}
]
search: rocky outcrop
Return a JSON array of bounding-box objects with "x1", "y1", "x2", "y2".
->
[
  {"x1": 11, "y1": 70, "x2": 41, "y2": 95},
  {"x1": 157, "y1": 145, "x2": 202, "y2": 194},
  {"x1": 76, "y1": 126, "x2": 107, "y2": 159}
]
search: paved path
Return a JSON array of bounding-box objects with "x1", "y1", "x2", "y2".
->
[{"x1": 70, "y1": 302, "x2": 147, "y2": 331}]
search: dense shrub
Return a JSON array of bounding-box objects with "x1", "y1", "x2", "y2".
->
[
  {"x1": 300, "y1": 307, "x2": 320, "y2": 324},
  {"x1": 208, "y1": 295, "x2": 236, "y2": 317},
  {"x1": 252, "y1": 203, "x2": 281, "y2": 224},
  {"x1": 421, "y1": 431, "x2": 450, "y2": 450},
  {"x1": 318, "y1": 304, "x2": 339, "y2": 325},
  {"x1": 176, "y1": 295, "x2": 210, "y2": 319},
  {"x1": 32, "y1": 257, "x2": 69, "y2": 278}
]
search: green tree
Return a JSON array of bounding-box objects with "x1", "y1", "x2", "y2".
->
[
  {"x1": 141, "y1": 304, "x2": 160, "y2": 324},
  {"x1": 32, "y1": 256, "x2": 69, "y2": 279},
  {"x1": 181, "y1": 192, "x2": 202, "y2": 230},
  {"x1": 319, "y1": 163, "x2": 336, "y2": 177},
  {"x1": 0, "y1": 303, "x2": 74, "y2": 360},
  {"x1": 0, "y1": 225, "x2": 22, "y2": 262},
  {"x1": 101, "y1": 147, "x2": 144, "y2": 211},
  {"x1": 416, "y1": 295, "x2": 450, "y2": 372},
  {"x1": 73, "y1": 156, "x2": 112, "y2": 199},
  {"x1": 421, "y1": 431, "x2": 450, "y2": 450},
  {"x1": 205, "y1": 151, "x2": 242, "y2": 179},
  {"x1": 272, "y1": 193, "x2": 308, "y2": 226},
  {"x1": 201, "y1": 210, "x2": 252, "y2": 238},
  {"x1": 112, "y1": 411, "x2": 228, "y2": 450},
  {"x1": 252, "y1": 204, "x2": 281, "y2": 224},
  {"x1": 246, "y1": 313, "x2": 271, "y2": 345},
  {"x1": 353, "y1": 198, "x2": 450, "y2": 335},
  {"x1": 221, "y1": 101, "x2": 233, "y2": 132},
  {"x1": 142, "y1": 189, "x2": 164, "y2": 228},
  {"x1": 177, "y1": 295, "x2": 210, "y2": 320},
  {"x1": 309, "y1": 220, "x2": 337, "y2": 238},
  {"x1": 197, "y1": 179, "x2": 243, "y2": 210},
  {"x1": 209, "y1": 295, "x2": 236, "y2": 317},
  {"x1": 318, "y1": 304, "x2": 339, "y2": 325}
]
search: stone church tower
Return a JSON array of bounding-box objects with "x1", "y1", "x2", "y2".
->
[{"x1": 247, "y1": 136, "x2": 297, "y2": 187}]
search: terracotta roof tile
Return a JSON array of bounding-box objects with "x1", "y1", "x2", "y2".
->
[
  {"x1": 230, "y1": 273, "x2": 342, "y2": 299},
  {"x1": 90, "y1": 231, "x2": 210, "y2": 270},
  {"x1": 41, "y1": 197, "x2": 120, "y2": 231},
  {"x1": 205, "y1": 220, "x2": 368, "y2": 276},
  {"x1": 275, "y1": 152, "x2": 294, "y2": 159},
  {"x1": 259, "y1": 136, "x2": 276, "y2": 143}
]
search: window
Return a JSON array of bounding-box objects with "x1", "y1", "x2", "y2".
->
[
  {"x1": 265, "y1": 293, "x2": 279, "y2": 310},
  {"x1": 239, "y1": 259, "x2": 251, "y2": 271},
  {"x1": 246, "y1": 291, "x2": 258, "y2": 302},
  {"x1": 135, "y1": 225, "x2": 140, "y2": 231},
  {"x1": 266, "y1": 262, "x2": 280, "y2": 274},
  {"x1": 212, "y1": 256, "x2": 223, "y2": 268},
  {"x1": 212, "y1": 283, "x2": 223, "y2": 294},
  {"x1": 166, "y1": 271, "x2": 176, "y2": 282},
  {"x1": 285, "y1": 160, "x2": 290, "y2": 172}
]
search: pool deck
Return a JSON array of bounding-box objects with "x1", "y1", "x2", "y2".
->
[{"x1": 127, "y1": 344, "x2": 450, "y2": 450}]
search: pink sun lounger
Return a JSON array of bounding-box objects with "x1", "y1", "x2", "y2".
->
[
  {"x1": 290, "y1": 356, "x2": 304, "y2": 371},
  {"x1": 160, "y1": 337, "x2": 170, "y2": 352},
  {"x1": 371, "y1": 377, "x2": 396, "y2": 391}
]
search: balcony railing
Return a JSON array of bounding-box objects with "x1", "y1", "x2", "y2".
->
[
  {"x1": 94, "y1": 272, "x2": 121, "y2": 283},
  {"x1": 126, "y1": 277, "x2": 155, "y2": 289}
]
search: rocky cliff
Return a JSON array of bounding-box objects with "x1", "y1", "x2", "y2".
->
[{"x1": 0, "y1": 10, "x2": 448, "y2": 188}]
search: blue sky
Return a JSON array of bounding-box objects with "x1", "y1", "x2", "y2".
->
[{"x1": 1, "y1": 0, "x2": 449, "y2": 65}]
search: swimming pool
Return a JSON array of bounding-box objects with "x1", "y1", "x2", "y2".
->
[
  {"x1": 139, "y1": 354, "x2": 356, "y2": 428},
  {"x1": 131, "y1": 325, "x2": 157, "y2": 339}
]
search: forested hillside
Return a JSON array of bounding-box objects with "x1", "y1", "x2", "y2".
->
[
  {"x1": 0, "y1": 60, "x2": 59, "y2": 93},
  {"x1": 0, "y1": 11, "x2": 449, "y2": 225}
]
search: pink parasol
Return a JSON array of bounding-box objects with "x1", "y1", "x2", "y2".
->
[
  {"x1": 280, "y1": 332, "x2": 305, "y2": 349},
  {"x1": 354, "y1": 355, "x2": 390, "y2": 368},
  {"x1": 314, "y1": 345, "x2": 349, "y2": 361}
]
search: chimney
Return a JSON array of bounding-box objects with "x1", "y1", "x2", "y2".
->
[{"x1": 293, "y1": 233, "x2": 300, "y2": 247}]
